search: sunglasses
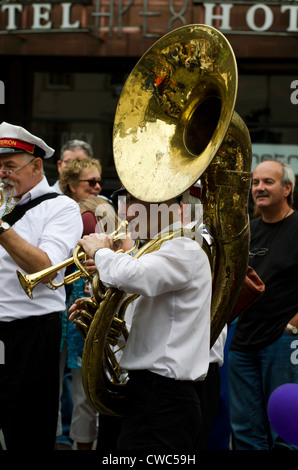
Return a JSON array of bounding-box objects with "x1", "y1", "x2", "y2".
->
[{"x1": 79, "y1": 179, "x2": 103, "y2": 188}]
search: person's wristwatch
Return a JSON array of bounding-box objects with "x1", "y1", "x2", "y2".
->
[
  {"x1": 286, "y1": 323, "x2": 298, "y2": 335},
  {"x1": 0, "y1": 221, "x2": 10, "y2": 235}
]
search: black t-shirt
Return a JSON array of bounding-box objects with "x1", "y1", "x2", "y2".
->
[{"x1": 230, "y1": 210, "x2": 298, "y2": 352}]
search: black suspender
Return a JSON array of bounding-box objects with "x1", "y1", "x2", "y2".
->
[{"x1": 2, "y1": 193, "x2": 60, "y2": 226}]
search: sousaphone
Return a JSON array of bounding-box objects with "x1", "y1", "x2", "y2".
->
[
  {"x1": 79, "y1": 24, "x2": 252, "y2": 416},
  {"x1": 17, "y1": 25, "x2": 252, "y2": 416}
]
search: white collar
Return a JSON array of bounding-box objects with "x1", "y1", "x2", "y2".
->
[{"x1": 12, "y1": 176, "x2": 53, "y2": 205}]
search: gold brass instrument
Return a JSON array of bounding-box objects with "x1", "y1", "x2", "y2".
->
[
  {"x1": 202, "y1": 111, "x2": 251, "y2": 347},
  {"x1": 17, "y1": 219, "x2": 133, "y2": 300},
  {"x1": 79, "y1": 24, "x2": 252, "y2": 416},
  {"x1": 17, "y1": 245, "x2": 90, "y2": 299}
]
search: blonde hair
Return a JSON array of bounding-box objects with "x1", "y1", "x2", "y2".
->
[
  {"x1": 59, "y1": 157, "x2": 102, "y2": 198},
  {"x1": 79, "y1": 196, "x2": 120, "y2": 235}
]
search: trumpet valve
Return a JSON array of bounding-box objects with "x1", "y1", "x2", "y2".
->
[
  {"x1": 107, "y1": 317, "x2": 126, "y2": 346},
  {"x1": 73, "y1": 318, "x2": 90, "y2": 340},
  {"x1": 72, "y1": 298, "x2": 99, "y2": 340}
]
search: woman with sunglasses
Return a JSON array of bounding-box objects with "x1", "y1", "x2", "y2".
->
[
  {"x1": 56, "y1": 156, "x2": 104, "y2": 450},
  {"x1": 59, "y1": 157, "x2": 103, "y2": 202}
]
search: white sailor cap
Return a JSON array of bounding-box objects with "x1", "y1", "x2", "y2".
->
[{"x1": 0, "y1": 121, "x2": 54, "y2": 159}]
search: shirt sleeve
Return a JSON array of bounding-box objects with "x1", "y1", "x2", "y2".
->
[
  {"x1": 94, "y1": 237, "x2": 205, "y2": 297},
  {"x1": 38, "y1": 198, "x2": 83, "y2": 265}
]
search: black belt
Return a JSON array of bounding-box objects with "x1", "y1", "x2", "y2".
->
[{"x1": 128, "y1": 369, "x2": 193, "y2": 383}]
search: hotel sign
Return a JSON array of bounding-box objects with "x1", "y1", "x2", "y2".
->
[
  {"x1": 0, "y1": 1, "x2": 298, "y2": 35},
  {"x1": 199, "y1": 1, "x2": 298, "y2": 33}
]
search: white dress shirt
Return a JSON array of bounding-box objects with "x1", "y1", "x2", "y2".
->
[
  {"x1": 209, "y1": 325, "x2": 227, "y2": 366},
  {"x1": 0, "y1": 177, "x2": 83, "y2": 321},
  {"x1": 194, "y1": 222, "x2": 227, "y2": 366},
  {"x1": 51, "y1": 179, "x2": 63, "y2": 194},
  {"x1": 95, "y1": 235, "x2": 212, "y2": 381}
]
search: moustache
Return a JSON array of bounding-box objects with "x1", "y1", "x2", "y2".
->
[
  {"x1": 0, "y1": 179, "x2": 15, "y2": 197},
  {"x1": 255, "y1": 191, "x2": 269, "y2": 198},
  {"x1": 0, "y1": 178, "x2": 14, "y2": 188}
]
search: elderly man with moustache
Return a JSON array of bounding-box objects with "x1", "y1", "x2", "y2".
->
[
  {"x1": 228, "y1": 160, "x2": 298, "y2": 450},
  {"x1": 51, "y1": 139, "x2": 93, "y2": 194},
  {"x1": 0, "y1": 122, "x2": 83, "y2": 450}
]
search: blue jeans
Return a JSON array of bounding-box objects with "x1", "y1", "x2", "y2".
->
[{"x1": 228, "y1": 332, "x2": 298, "y2": 450}]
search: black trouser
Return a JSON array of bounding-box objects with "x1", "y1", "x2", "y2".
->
[
  {"x1": 97, "y1": 414, "x2": 122, "y2": 452},
  {"x1": 194, "y1": 363, "x2": 221, "y2": 449},
  {"x1": 0, "y1": 312, "x2": 61, "y2": 450},
  {"x1": 117, "y1": 370, "x2": 203, "y2": 453}
]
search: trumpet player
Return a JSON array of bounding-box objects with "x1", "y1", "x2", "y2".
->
[
  {"x1": 0, "y1": 122, "x2": 83, "y2": 450},
  {"x1": 71, "y1": 191, "x2": 212, "y2": 453}
]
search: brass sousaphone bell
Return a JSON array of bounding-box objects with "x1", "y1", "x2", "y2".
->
[{"x1": 113, "y1": 24, "x2": 238, "y2": 202}]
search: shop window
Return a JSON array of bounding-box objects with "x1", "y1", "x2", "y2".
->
[
  {"x1": 45, "y1": 72, "x2": 72, "y2": 90},
  {"x1": 237, "y1": 73, "x2": 298, "y2": 175}
]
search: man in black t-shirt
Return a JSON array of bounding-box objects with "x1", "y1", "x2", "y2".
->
[{"x1": 229, "y1": 160, "x2": 298, "y2": 450}]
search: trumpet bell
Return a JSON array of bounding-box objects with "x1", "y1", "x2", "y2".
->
[
  {"x1": 16, "y1": 247, "x2": 87, "y2": 298},
  {"x1": 113, "y1": 24, "x2": 237, "y2": 202},
  {"x1": 17, "y1": 270, "x2": 35, "y2": 299}
]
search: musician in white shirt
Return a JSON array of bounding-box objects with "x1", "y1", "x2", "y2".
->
[
  {"x1": 0, "y1": 122, "x2": 83, "y2": 450},
  {"x1": 75, "y1": 193, "x2": 212, "y2": 452}
]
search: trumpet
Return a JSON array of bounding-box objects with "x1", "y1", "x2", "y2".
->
[
  {"x1": 17, "y1": 219, "x2": 136, "y2": 299},
  {"x1": 17, "y1": 245, "x2": 88, "y2": 299}
]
